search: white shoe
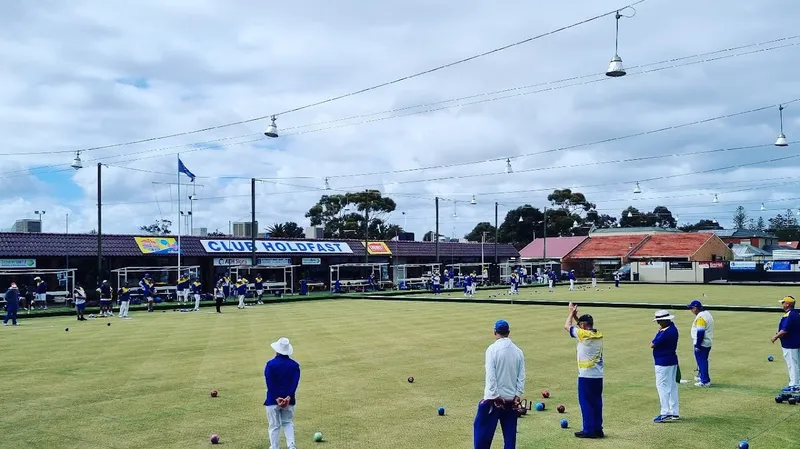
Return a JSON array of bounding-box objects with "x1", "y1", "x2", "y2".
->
[{"x1": 694, "y1": 382, "x2": 711, "y2": 387}]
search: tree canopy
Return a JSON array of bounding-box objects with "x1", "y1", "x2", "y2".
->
[
  {"x1": 139, "y1": 219, "x2": 172, "y2": 235},
  {"x1": 304, "y1": 190, "x2": 400, "y2": 239},
  {"x1": 265, "y1": 222, "x2": 305, "y2": 238}
]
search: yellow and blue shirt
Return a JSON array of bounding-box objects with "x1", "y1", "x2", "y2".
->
[
  {"x1": 691, "y1": 310, "x2": 714, "y2": 348},
  {"x1": 570, "y1": 327, "x2": 604, "y2": 378}
]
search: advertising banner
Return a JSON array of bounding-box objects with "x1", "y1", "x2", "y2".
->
[
  {"x1": 730, "y1": 261, "x2": 757, "y2": 271},
  {"x1": 0, "y1": 259, "x2": 36, "y2": 268},
  {"x1": 135, "y1": 237, "x2": 180, "y2": 254},
  {"x1": 201, "y1": 240, "x2": 353, "y2": 254}
]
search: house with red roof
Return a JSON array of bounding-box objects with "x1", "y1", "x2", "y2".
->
[
  {"x1": 562, "y1": 235, "x2": 648, "y2": 277},
  {"x1": 562, "y1": 231, "x2": 732, "y2": 282},
  {"x1": 628, "y1": 233, "x2": 732, "y2": 282}
]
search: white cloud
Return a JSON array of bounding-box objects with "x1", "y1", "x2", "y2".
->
[{"x1": 1, "y1": 0, "x2": 799, "y2": 236}]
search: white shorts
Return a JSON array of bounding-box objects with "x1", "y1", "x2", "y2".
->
[
  {"x1": 36, "y1": 293, "x2": 46, "y2": 302},
  {"x1": 257, "y1": 290, "x2": 264, "y2": 296}
]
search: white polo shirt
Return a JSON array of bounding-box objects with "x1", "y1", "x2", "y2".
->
[
  {"x1": 483, "y1": 337, "x2": 526, "y2": 400},
  {"x1": 691, "y1": 310, "x2": 714, "y2": 347},
  {"x1": 570, "y1": 327, "x2": 604, "y2": 378}
]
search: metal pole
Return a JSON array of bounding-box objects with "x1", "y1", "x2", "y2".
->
[
  {"x1": 494, "y1": 202, "x2": 498, "y2": 264},
  {"x1": 481, "y1": 231, "x2": 487, "y2": 265},
  {"x1": 97, "y1": 163, "x2": 102, "y2": 285},
  {"x1": 543, "y1": 206, "x2": 547, "y2": 261},
  {"x1": 251, "y1": 178, "x2": 257, "y2": 267},
  {"x1": 435, "y1": 197, "x2": 439, "y2": 263},
  {"x1": 177, "y1": 155, "x2": 181, "y2": 280},
  {"x1": 66, "y1": 214, "x2": 69, "y2": 233},
  {"x1": 364, "y1": 202, "x2": 369, "y2": 265}
]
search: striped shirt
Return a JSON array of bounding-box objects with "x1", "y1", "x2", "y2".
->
[{"x1": 570, "y1": 327, "x2": 604, "y2": 378}]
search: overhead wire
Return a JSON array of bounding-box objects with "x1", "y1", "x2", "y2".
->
[
  {"x1": 15, "y1": 0, "x2": 647, "y2": 158},
  {"x1": 0, "y1": 38, "x2": 795, "y2": 188}
]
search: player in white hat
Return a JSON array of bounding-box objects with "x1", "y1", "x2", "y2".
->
[{"x1": 651, "y1": 310, "x2": 680, "y2": 423}]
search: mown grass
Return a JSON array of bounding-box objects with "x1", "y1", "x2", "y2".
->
[
  {"x1": 417, "y1": 282, "x2": 797, "y2": 307},
  {"x1": 0, "y1": 297, "x2": 797, "y2": 448}
]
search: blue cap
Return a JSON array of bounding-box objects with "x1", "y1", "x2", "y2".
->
[
  {"x1": 688, "y1": 300, "x2": 703, "y2": 309},
  {"x1": 494, "y1": 319, "x2": 510, "y2": 333}
]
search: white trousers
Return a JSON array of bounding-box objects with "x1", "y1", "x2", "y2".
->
[
  {"x1": 569, "y1": 279, "x2": 575, "y2": 290},
  {"x1": 447, "y1": 279, "x2": 454, "y2": 289},
  {"x1": 118, "y1": 301, "x2": 130, "y2": 317},
  {"x1": 782, "y1": 347, "x2": 800, "y2": 387},
  {"x1": 548, "y1": 279, "x2": 554, "y2": 290},
  {"x1": 592, "y1": 278, "x2": 597, "y2": 288},
  {"x1": 238, "y1": 295, "x2": 245, "y2": 308},
  {"x1": 194, "y1": 294, "x2": 201, "y2": 310},
  {"x1": 266, "y1": 405, "x2": 296, "y2": 449},
  {"x1": 655, "y1": 365, "x2": 679, "y2": 416}
]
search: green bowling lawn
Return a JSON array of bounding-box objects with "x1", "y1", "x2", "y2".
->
[
  {"x1": 0, "y1": 298, "x2": 796, "y2": 448},
  {"x1": 412, "y1": 282, "x2": 797, "y2": 308}
]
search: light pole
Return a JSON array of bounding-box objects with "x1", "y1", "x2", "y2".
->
[
  {"x1": 481, "y1": 231, "x2": 489, "y2": 265},
  {"x1": 97, "y1": 163, "x2": 103, "y2": 285},
  {"x1": 435, "y1": 197, "x2": 439, "y2": 263},
  {"x1": 34, "y1": 210, "x2": 45, "y2": 230}
]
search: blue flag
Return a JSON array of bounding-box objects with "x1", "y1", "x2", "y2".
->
[{"x1": 178, "y1": 158, "x2": 196, "y2": 182}]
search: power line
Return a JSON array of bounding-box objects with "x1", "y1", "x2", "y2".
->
[
  {"x1": 16, "y1": 0, "x2": 646, "y2": 159},
  {"x1": 2, "y1": 37, "x2": 794, "y2": 184},
  {"x1": 99, "y1": 148, "x2": 800, "y2": 213},
  {"x1": 279, "y1": 35, "x2": 800, "y2": 135}
]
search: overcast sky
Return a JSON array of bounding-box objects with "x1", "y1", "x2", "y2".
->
[{"x1": 1, "y1": 0, "x2": 799, "y2": 238}]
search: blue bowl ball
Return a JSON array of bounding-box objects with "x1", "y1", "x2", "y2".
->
[
  {"x1": 535, "y1": 402, "x2": 544, "y2": 411},
  {"x1": 738, "y1": 441, "x2": 749, "y2": 449},
  {"x1": 768, "y1": 355, "x2": 774, "y2": 362},
  {"x1": 560, "y1": 419, "x2": 568, "y2": 428},
  {"x1": 438, "y1": 407, "x2": 445, "y2": 416}
]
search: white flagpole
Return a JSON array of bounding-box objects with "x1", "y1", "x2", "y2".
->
[{"x1": 177, "y1": 154, "x2": 182, "y2": 281}]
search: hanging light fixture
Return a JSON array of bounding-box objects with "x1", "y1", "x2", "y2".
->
[
  {"x1": 573, "y1": 220, "x2": 579, "y2": 228},
  {"x1": 264, "y1": 115, "x2": 279, "y2": 138},
  {"x1": 713, "y1": 193, "x2": 719, "y2": 203},
  {"x1": 518, "y1": 216, "x2": 524, "y2": 223},
  {"x1": 470, "y1": 194, "x2": 477, "y2": 205},
  {"x1": 506, "y1": 158, "x2": 513, "y2": 174},
  {"x1": 712, "y1": 218, "x2": 718, "y2": 224},
  {"x1": 453, "y1": 202, "x2": 458, "y2": 218},
  {"x1": 324, "y1": 177, "x2": 331, "y2": 190},
  {"x1": 70, "y1": 151, "x2": 83, "y2": 170},
  {"x1": 775, "y1": 105, "x2": 789, "y2": 147},
  {"x1": 675, "y1": 214, "x2": 680, "y2": 222},
  {"x1": 633, "y1": 182, "x2": 641, "y2": 194},
  {"x1": 605, "y1": 10, "x2": 630, "y2": 77},
  {"x1": 761, "y1": 202, "x2": 766, "y2": 211},
  {"x1": 626, "y1": 211, "x2": 633, "y2": 218}
]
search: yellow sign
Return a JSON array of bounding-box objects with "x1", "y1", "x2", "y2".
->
[
  {"x1": 362, "y1": 241, "x2": 392, "y2": 255},
  {"x1": 135, "y1": 237, "x2": 180, "y2": 255}
]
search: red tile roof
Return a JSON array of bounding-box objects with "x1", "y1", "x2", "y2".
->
[
  {"x1": 519, "y1": 236, "x2": 587, "y2": 259},
  {"x1": 565, "y1": 235, "x2": 648, "y2": 259},
  {"x1": 630, "y1": 233, "x2": 714, "y2": 258},
  {"x1": 780, "y1": 241, "x2": 800, "y2": 249}
]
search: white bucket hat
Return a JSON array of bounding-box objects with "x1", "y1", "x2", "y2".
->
[
  {"x1": 271, "y1": 337, "x2": 293, "y2": 356},
  {"x1": 653, "y1": 310, "x2": 675, "y2": 321}
]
